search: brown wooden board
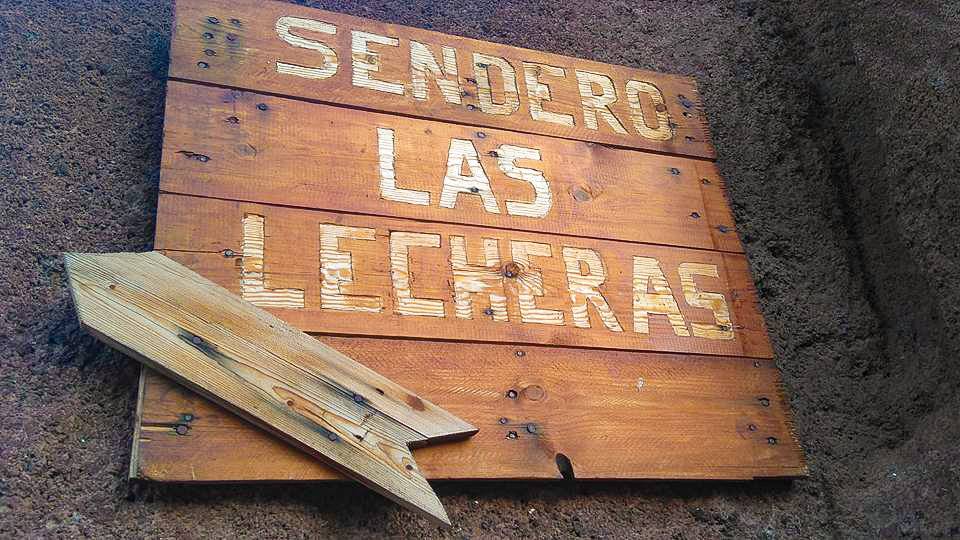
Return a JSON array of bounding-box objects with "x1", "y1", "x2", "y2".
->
[
  {"x1": 134, "y1": 339, "x2": 805, "y2": 482},
  {"x1": 168, "y1": 0, "x2": 715, "y2": 158},
  {"x1": 134, "y1": 0, "x2": 805, "y2": 483},
  {"x1": 154, "y1": 194, "x2": 771, "y2": 359},
  {"x1": 160, "y1": 82, "x2": 739, "y2": 252}
]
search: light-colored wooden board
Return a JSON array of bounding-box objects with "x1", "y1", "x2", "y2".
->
[
  {"x1": 159, "y1": 82, "x2": 738, "y2": 252},
  {"x1": 66, "y1": 251, "x2": 477, "y2": 525},
  {"x1": 154, "y1": 193, "x2": 772, "y2": 359},
  {"x1": 169, "y1": 0, "x2": 715, "y2": 158},
  {"x1": 132, "y1": 337, "x2": 806, "y2": 482}
]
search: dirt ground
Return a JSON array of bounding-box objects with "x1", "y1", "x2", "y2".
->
[{"x1": 2, "y1": 0, "x2": 958, "y2": 537}]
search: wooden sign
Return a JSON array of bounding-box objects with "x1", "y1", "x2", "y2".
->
[
  {"x1": 133, "y1": 0, "x2": 805, "y2": 483},
  {"x1": 66, "y1": 252, "x2": 474, "y2": 525}
]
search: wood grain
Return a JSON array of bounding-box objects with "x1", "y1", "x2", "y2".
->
[
  {"x1": 159, "y1": 81, "x2": 738, "y2": 252},
  {"x1": 168, "y1": 0, "x2": 714, "y2": 158},
  {"x1": 65, "y1": 251, "x2": 477, "y2": 525},
  {"x1": 133, "y1": 337, "x2": 806, "y2": 481},
  {"x1": 154, "y1": 193, "x2": 772, "y2": 359}
]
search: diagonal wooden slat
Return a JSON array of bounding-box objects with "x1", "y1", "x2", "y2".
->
[{"x1": 64, "y1": 251, "x2": 476, "y2": 526}]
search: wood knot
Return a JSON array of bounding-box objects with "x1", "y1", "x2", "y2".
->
[{"x1": 522, "y1": 384, "x2": 545, "y2": 401}]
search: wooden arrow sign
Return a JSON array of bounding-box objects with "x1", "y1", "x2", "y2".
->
[{"x1": 64, "y1": 251, "x2": 476, "y2": 526}]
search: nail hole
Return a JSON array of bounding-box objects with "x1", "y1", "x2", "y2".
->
[
  {"x1": 506, "y1": 389, "x2": 518, "y2": 399},
  {"x1": 202, "y1": 32, "x2": 214, "y2": 39},
  {"x1": 767, "y1": 437, "x2": 778, "y2": 445},
  {"x1": 466, "y1": 104, "x2": 476, "y2": 111},
  {"x1": 498, "y1": 417, "x2": 508, "y2": 424},
  {"x1": 690, "y1": 211, "x2": 701, "y2": 219},
  {"x1": 701, "y1": 178, "x2": 711, "y2": 185},
  {"x1": 469, "y1": 186, "x2": 480, "y2": 193},
  {"x1": 256, "y1": 103, "x2": 268, "y2": 111},
  {"x1": 405, "y1": 464, "x2": 414, "y2": 470},
  {"x1": 483, "y1": 307, "x2": 494, "y2": 316},
  {"x1": 573, "y1": 188, "x2": 591, "y2": 201},
  {"x1": 555, "y1": 453, "x2": 575, "y2": 481},
  {"x1": 476, "y1": 131, "x2": 486, "y2": 138},
  {"x1": 717, "y1": 225, "x2": 730, "y2": 233},
  {"x1": 669, "y1": 167, "x2": 681, "y2": 175},
  {"x1": 515, "y1": 350, "x2": 525, "y2": 358},
  {"x1": 758, "y1": 397, "x2": 770, "y2": 407},
  {"x1": 286, "y1": 399, "x2": 294, "y2": 406},
  {"x1": 685, "y1": 136, "x2": 695, "y2": 142},
  {"x1": 226, "y1": 33, "x2": 237, "y2": 42},
  {"x1": 225, "y1": 116, "x2": 240, "y2": 124},
  {"x1": 525, "y1": 424, "x2": 537, "y2": 434},
  {"x1": 506, "y1": 430, "x2": 518, "y2": 439},
  {"x1": 375, "y1": 388, "x2": 384, "y2": 395},
  {"x1": 204, "y1": 49, "x2": 216, "y2": 56},
  {"x1": 197, "y1": 61, "x2": 209, "y2": 69}
]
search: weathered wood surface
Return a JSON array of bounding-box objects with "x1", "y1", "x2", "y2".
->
[
  {"x1": 65, "y1": 252, "x2": 477, "y2": 525},
  {"x1": 154, "y1": 193, "x2": 772, "y2": 359},
  {"x1": 133, "y1": 338, "x2": 806, "y2": 481},
  {"x1": 160, "y1": 82, "x2": 738, "y2": 252},
  {"x1": 168, "y1": 0, "x2": 714, "y2": 158}
]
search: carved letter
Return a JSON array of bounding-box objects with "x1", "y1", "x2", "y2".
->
[
  {"x1": 626, "y1": 80, "x2": 672, "y2": 141},
  {"x1": 376, "y1": 127, "x2": 431, "y2": 206},
  {"x1": 240, "y1": 214, "x2": 305, "y2": 308},
  {"x1": 575, "y1": 70, "x2": 628, "y2": 134},
  {"x1": 351, "y1": 30, "x2": 404, "y2": 95},
  {"x1": 632, "y1": 256, "x2": 689, "y2": 336},
  {"x1": 319, "y1": 224, "x2": 383, "y2": 312},
  {"x1": 450, "y1": 235, "x2": 507, "y2": 321},
  {"x1": 678, "y1": 263, "x2": 734, "y2": 340},
  {"x1": 523, "y1": 62, "x2": 575, "y2": 126},
  {"x1": 510, "y1": 241, "x2": 564, "y2": 325},
  {"x1": 275, "y1": 17, "x2": 338, "y2": 80},
  {"x1": 562, "y1": 247, "x2": 623, "y2": 332},
  {"x1": 439, "y1": 138, "x2": 501, "y2": 213},
  {"x1": 473, "y1": 53, "x2": 520, "y2": 115},
  {"x1": 496, "y1": 145, "x2": 551, "y2": 219},
  {"x1": 410, "y1": 41, "x2": 462, "y2": 104},
  {"x1": 390, "y1": 232, "x2": 445, "y2": 317}
]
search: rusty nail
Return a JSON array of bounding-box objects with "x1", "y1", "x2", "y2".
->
[
  {"x1": 525, "y1": 424, "x2": 537, "y2": 434},
  {"x1": 256, "y1": 103, "x2": 268, "y2": 111},
  {"x1": 197, "y1": 61, "x2": 209, "y2": 69},
  {"x1": 506, "y1": 431, "x2": 518, "y2": 439},
  {"x1": 670, "y1": 167, "x2": 681, "y2": 175},
  {"x1": 182, "y1": 413, "x2": 194, "y2": 422},
  {"x1": 207, "y1": 16, "x2": 220, "y2": 24},
  {"x1": 758, "y1": 397, "x2": 770, "y2": 407},
  {"x1": 202, "y1": 32, "x2": 214, "y2": 39},
  {"x1": 499, "y1": 417, "x2": 509, "y2": 424},
  {"x1": 748, "y1": 424, "x2": 757, "y2": 432},
  {"x1": 701, "y1": 178, "x2": 712, "y2": 185},
  {"x1": 175, "y1": 424, "x2": 189, "y2": 435},
  {"x1": 506, "y1": 389, "x2": 518, "y2": 399},
  {"x1": 469, "y1": 186, "x2": 480, "y2": 193},
  {"x1": 483, "y1": 307, "x2": 494, "y2": 316},
  {"x1": 690, "y1": 211, "x2": 701, "y2": 219},
  {"x1": 476, "y1": 131, "x2": 486, "y2": 138},
  {"x1": 204, "y1": 49, "x2": 216, "y2": 56},
  {"x1": 767, "y1": 437, "x2": 778, "y2": 445}
]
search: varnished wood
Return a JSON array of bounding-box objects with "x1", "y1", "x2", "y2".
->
[
  {"x1": 65, "y1": 251, "x2": 477, "y2": 525},
  {"x1": 154, "y1": 193, "x2": 772, "y2": 359},
  {"x1": 132, "y1": 337, "x2": 806, "y2": 481},
  {"x1": 159, "y1": 81, "x2": 738, "y2": 252},
  {"x1": 168, "y1": 0, "x2": 715, "y2": 158}
]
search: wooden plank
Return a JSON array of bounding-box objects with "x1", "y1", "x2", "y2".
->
[
  {"x1": 132, "y1": 338, "x2": 806, "y2": 481},
  {"x1": 65, "y1": 252, "x2": 478, "y2": 525},
  {"x1": 169, "y1": 0, "x2": 714, "y2": 158},
  {"x1": 160, "y1": 81, "x2": 739, "y2": 252},
  {"x1": 154, "y1": 193, "x2": 772, "y2": 359}
]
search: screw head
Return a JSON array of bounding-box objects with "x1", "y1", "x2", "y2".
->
[
  {"x1": 525, "y1": 424, "x2": 537, "y2": 434},
  {"x1": 469, "y1": 186, "x2": 480, "y2": 193},
  {"x1": 758, "y1": 397, "x2": 770, "y2": 407},
  {"x1": 515, "y1": 350, "x2": 525, "y2": 358},
  {"x1": 701, "y1": 178, "x2": 711, "y2": 185},
  {"x1": 207, "y1": 16, "x2": 220, "y2": 24},
  {"x1": 476, "y1": 131, "x2": 486, "y2": 138},
  {"x1": 229, "y1": 18, "x2": 242, "y2": 26},
  {"x1": 202, "y1": 32, "x2": 214, "y2": 39},
  {"x1": 223, "y1": 249, "x2": 235, "y2": 257},
  {"x1": 191, "y1": 335, "x2": 203, "y2": 346},
  {"x1": 175, "y1": 424, "x2": 189, "y2": 435},
  {"x1": 506, "y1": 389, "x2": 518, "y2": 399},
  {"x1": 670, "y1": 167, "x2": 681, "y2": 175},
  {"x1": 483, "y1": 307, "x2": 494, "y2": 316},
  {"x1": 767, "y1": 436, "x2": 778, "y2": 445},
  {"x1": 498, "y1": 417, "x2": 508, "y2": 424},
  {"x1": 690, "y1": 211, "x2": 701, "y2": 219},
  {"x1": 197, "y1": 61, "x2": 209, "y2": 69},
  {"x1": 182, "y1": 413, "x2": 194, "y2": 422},
  {"x1": 466, "y1": 104, "x2": 476, "y2": 111},
  {"x1": 256, "y1": 103, "x2": 268, "y2": 111},
  {"x1": 506, "y1": 431, "x2": 518, "y2": 439}
]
